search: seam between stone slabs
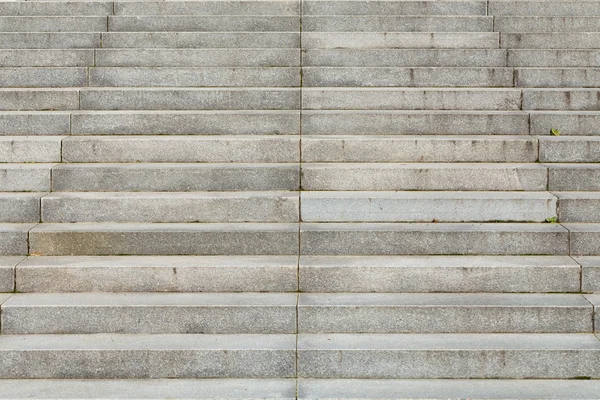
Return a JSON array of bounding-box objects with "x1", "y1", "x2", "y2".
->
[
  {"x1": 582, "y1": 294, "x2": 596, "y2": 333},
  {"x1": 11, "y1": 256, "x2": 28, "y2": 294},
  {"x1": 560, "y1": 223, "x2": 573, "y2": 258},
  {"x1": 25, "y1": 222, "x2": 40, "y2": 257},
  {"x1": 569, "y1": 254, "x2": 585, "y2": 294}
]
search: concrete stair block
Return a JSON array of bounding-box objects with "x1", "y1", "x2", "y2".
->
[
  {"x1": 547, "y1": 164, "x2": 600, "y2": 191},
  {"x1": 0, "y1": 50, "x2": 94, "y2": 67},
  {"x1": 0, "y1": 33, "x2": 100, "y2": 49},
  {"x1": 1, "y1": 293, "x2": 298, "y2": 334},
  {"x1": 0, "y1": 89, "x2": 78, "y2": 111},
  {"x1": 503, "y1": 33, "x2": 600, "y2": 49},
  {"x1": 108, "y1": 16, "x2": 299, "y2": 32},
  {"x1": 509, "y1": 50, "x2": 600, "y2": 68},
  {"x1": 564, "y1": 224, "x2": 600, "y2": 256},
  {"x1": 28, "y1": 223, "x2": 300, "y2": 255},
  {"x1": 531, "y1": 112, "x2": 600, "y2": 136},
  {"x1": 301, "y1": 163, "x2": 547, "y2": 191},
  {"x1": 0, "y1": 224, "x2": 35, "y2": 255},
  {"x1": 516, "y1": 68, "x2": 600, "y2": 88},
  {"x1": 0, "y1": 16, "x2": 107, "y2": 32},
  {"x1": 583, "y1": 294, "x2": 600, "y2": 331},
  {"x1": 0, "y1": 193, "x2": 43, "y2": 223},
  {"x1": 524, "y1": 89, "x2": 600, "y2": 111},
  {"x1": 540, "y1": 136, "x2": 600, "y2": 162},
  {"x1": 299, "y1": 255, "x2": 581, "y2": 293},
  {"x1": 0, "y1": 137, "x2": 63, "y2": 163},
  {"x1": 0, "y1": 164, "x2": 54, "y2": 192},
  {"x1": 298, "y1": 333, "x2": 600, "y2": 379},
  {"x1": 303, "y1": 1, "x2": 487, "y2": 16},
  {"x1": 114, "y1": 0, "x2": 300, "y2": 16},
  {"x1": 51, "y1": 164, "x2": 300, "y2": 192},
  {"x1": 490, "y1": 1, "x2": 600, "y2": 16},
  {"x1": 0, "y1": 256, "x2": 22, "y2": 292},
  {"x1": 41, "y1": 192, "x2": 300, "y2": 223},
  {"x1": 578, "y1": 256, "x2": 600, "y2": 292},
  {"x1": 0, "y1": 1, "x2": 112, "y2": 16},
  {"x1": 0, "y1": 334, "x2": 296, "y2": 378},
  {"x1": 556, "y1": 192, "x2": 600, "y2": 223},
  {"x1": 0, "y1": 112, "x2": 70, "y2": 136},
  {"x1": 297, "y1": 293, "x2": 592, "y2": 333},
  {"x1": 0, "y1": 68, "x2": 87, "y2": 88},
  {"x1": 302, "y1": 16, "x2": 493, "y2": 32},
  {"x1": 496, "y1": 16, "x2": 600, "y2": 32},
  {"x1": 299, "y1": 223, "x2": 569, "y2": 255}
]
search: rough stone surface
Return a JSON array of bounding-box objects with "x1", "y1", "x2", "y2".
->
[
  {"x1": 564, "y1": 224, "x2": 600, "y2": 256},
  {"x1": 540, "y1": 137, "x2": 600, "y2": 162},
  {"x1": 556, "y1": 192, "x2": 600, "y2": 223},
  {"x1": 578, "y1": 256, "x2": 600, "y2": 293},
  {"x1": 0, "y1": 193, "x2": 43, "y2": 223},
  {"x1": 0, "y1": 137, "x2": 63, "y2": 163},
  {"x1": 547, "y1": 164, "x2": 600, "y2": 191}
]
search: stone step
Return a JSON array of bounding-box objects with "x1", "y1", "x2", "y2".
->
[
  {"x1": 300, "y1": 192, "x2": 556, "y2": 222},
  {"x1": 564, "y1": 224, "x2": 600, "y2": 256},
  {"x1": 0, "y1": 334, "x2": 296, "y2": 378},
  {"x1": 101, "y1": 32, "x2": 300, "y2": 48},
  {"x1": 16, "y1": 255, "x2": 298, "y2": 292},
  {"x1": 299, "y1": 255, "x2": 581, "y2": 293},
  {"x1": 303, "y1": 67, "x2": 514, "y2": 87},
  {"x1": 303, "y1": 88, "x2": 521, "y2": 111},
  {"x1": 0, "y1": 193, "x2": 43, "y2": 223},
  {"x1": 300, "y1": 223, "x2": 568, "y2": 255},
  {"x1": 108, "y1": 16, "x2": 299, "y2": 32},
  {"x1": 502, "y1": 33, "x2": 600, "y2": 49},
  {"x1": 490, "y1": 1, "x2": 600, "y2": 16},
  {"x1": 304, "y1": 49, "x2": 507, "y2": 67},
  {"x1": 1, "y1": 293, "x2": 297, "y2": 334},
  {"x1": 0, "y1": 16, "x2": 107, "y2": 32},
  {"x1": 0, "y1": 1, "x2": 112, "y2": 16},
  {"x1": 0, "y1": 112, "x2": 70, "y2": 136},
  {"x1": 516, "y1": 68, "x2": 600, "y2": 88},
  {"x1": 0, "y1": 33, "x2": 100, "y2": 49},
  {"x1": 0, "y1": 50, "x2": 94, "y2": 67},
  {"x1": 556, "y1": 192, "x2": 600, "y2": 223},
  {"x1": 302, "y1": 32, "x2": 499, "y2": 49},
  {"x1": 302, "y1": 111, "x2": 528, "y2": 135},
  {"x1": 509, "y1": 50, "x2": 600, "y2": 67},
  {"x1": 41, "y1": 192, "x2": 299, "y2": 223},
  {"x1": 539, "y1": 136, "x2": 600, "y2": 162},
  {"x1": 79, "y1": 88, "x2": 301, "y2": 111},
  {"x1": 62, "y1": 136, "x2": 299, "y2": 163},
  {"x1": 524, "y1": 89, "x2": 600, "y2": 111},
  {"x1": 114, "y1": 0, "x2": 299, "y2": 16},
  {"x1": 579, "y1": 256, "x2": 600, "y2": 292},
  {"x1": 0, "y1": 224, "x2": 34, "y2": 256},
  {"x1": 297, "y1": 334, "x2": 600, "y2": 378},
  {"x1": 0, "y1": 164, "x2": 54, "y2": 192},
  {"x1": 0, "y1": 379, "x2": 296, "y2": 399},
  {"x1": 303, "y1": 16, "x2": 493, "y2": 32},
  {"x1": 547, "y1": 164, "x2": 600, "y2": 191},
  {"x1": 495, "y1": 16, "x2": 600, "y2": 32},
  {"x1": 0, "y1": 68, "x2": 87, "y2": 88},
  {"x1": 303, "y1": 1, "x2": 486, "y2": 16},
  {"x1": 530, "y1": 111, "x2": 600, "y2": 136},
  {"x1": 299, "y1": 379, "x2": 600, "y2": 399},
  {"x1": 297, "y1": 293, "x2": 592, "y2": 333},
  {"x1": 95, "y1": 49, "x2": 300, "y2": 67},
  {"x1": 51, "y1": 164, "x2": 299, "y2": 191},
  {"x1": 0, "y1": 89, "x2": 78, "y2": 112},
  {"x1": 0, "y1": 256, "x2": 21, "y2": 292},
  {"x1": 301, "y1": 163, "x2": 547, "y2": 191},
  {"x1": 70, "y1": 110, "x2": 300, "y2": 135},
  {"x1": 302, "y1": 135, "x2": 537, "y2": 163},
  {"x1": 89, "y1": 67, "x2": 300, "y2": 87},
  {"x1": 0, "y1": 137, "x2": 63, "y2": 163},
  {"x1": 28, "y1": 223, "x2": 299, "y2": 256}
]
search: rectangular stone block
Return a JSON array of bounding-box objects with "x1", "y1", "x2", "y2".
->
[
  {"x1": 16, "y1": 255, "x2": 299, "y2": 292},
  {"x1": 517, "y1": 68, "x2": 600, "y2": 88},
  {"x1": 565, "y1": 224, "x2": 600, "y2": 256},
  {"x1": 303, "y1": 16, "x2": 493, "y2": 32},
  {"x1": 496, "y1": 17, "x2": 600, "y2": 32},
  {"x1": 504, "y1": 33, "x2": 600, "y2": 49},
  {"x1": 0, "y1": 112, "x2": 70, "y2": 136},
  {"x1": 490, "y1": 1, "x2": 600, "y2": 16},
  {"x1": 509, "y1": 50, "x2": 600, "y2": 67},
  {"x1": 0, "y1": 193, "x2": 42, "y2": 223},
  {"x1": 299, "y1": 255, "x2": 581, "y2": 293},
  {"x1": 0, "y1": 164, "x2": 54, "y2": 192},
  {"x1": 0, "y1": 1, "x2": 112, "y2": 16},
  {"x1": 0, "y1": 225, "x2": 35, "y2": 256},
  {"x1": 547, "y1": 164, "x2": 600, "y2": 191},
  {"x1": 0, "y1": 50, "x2": 94, "y2": 67},
  {"x1": 303, "y1": 1, "x2": 487, "y2": 15},
  {"x1": 0, "y1": 16, "x2": 107, "y2": 32},
  {"x1": 108, "y1": 16, "x2": 299, "y2": 32},
  {"x1": 556, "y1": 192, "x2": 600, "y2": 223},
  {"x1": 29, "y1": 223, "x2": 299, "y2": 256},
  {"x1": 579, "y1": 256, "x2": 600, "y2": 292},
  {"x1": 115, "y1": 0, "x2": 299, "y2": 15},
  {"x1": 0, "y1": 33, "x2": 100, "y2": 49},
  {"x1": 540, "y1": 137, "x2": 600, "y2": 162},
  {"x1": 0, "y1": 257, "x2": 22, "y2": 292},
  {"x1": 300, "y1": 223, "x2": 569, "y2": 255},
  {"x1": 0, "y1": 137, "x2": 63, "y2": 162},
  {"x1": 524, "y1": 89, "x2": 600, "y2": 111},
  {"x1": 0, "y1": 68, "x2": 87, "y2": 88},
  {"x1": 531, "y1": 112, "x2": 600, "y2": 135},
  {"x1": 0, "y1": 89, "x2": 78, "y2": 111}
]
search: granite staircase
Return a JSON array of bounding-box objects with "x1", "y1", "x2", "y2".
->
[{"x1": 1, "y1": 0, "x2": 600, "y2": 398}]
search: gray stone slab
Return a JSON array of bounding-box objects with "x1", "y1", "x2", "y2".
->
[
  {"x1": 301, "y1": 136, "x2": 537, "y2": 163},
  {"x1": 303, "y1": 16, "x2": 493, "y2": 32},
  {"x1": 531, "y1": 112, "x2": 600, "y2": 136},
  {"x1": 115, "y1": 0, "x2": 299, "y2": 15},
  {"x1": 0, "y1": 16, "x2": 107, "y2": 32},
  {"x1": 302, "y1": 111, "x2": 529, "y2": 135},
  {"x1": 0, "y1": 379, "x2": 296, "y2": 399},
  {"x1": 578, "y1": 256, "x2": 600, "y2": 292},
  {"x1": 89, "y1": 67, "x2": 300, "y2": 87},
  {"x1": 547, "y1": 164, "x2": 600, "y2": 191},
  {"x1": 540, "y1": 137, "x2": 600, "y2": 162},
  {"x1": 303, "y1": 67, "x2": 514, "y2": 87},
  {"x1": 303, "y1": 88, "x2": 520, "y2": 111},
  {"x1": 0, "y1": 137, "x2": 63, "y2": 162},
  {"x1": 0, "y1": 112, "x2": 70, "y2": 136},
  {"x1": 72, "y1": 111, "x2": 300, "y2": 135},
  {"x1": 302, "y1": 32, "x2": 499, "y2": 49},
  {"x1": 52, "y1": 164, "x2": 299, "y2": 192},
  {"x1": 0, "y1": 50, "x2": 94, "y2": 67},
  {"x1": 564, "y1": 224, "x2": 600, "y2": 256},
  {"x1": 0, "y1": 225, "x2": 35, "y2": 256},
  {"x1": 0, "y1": 1, "x2": 112, "y2": 16},
  {"x1": 524, "y1": 89, "x2": 600, "y2": 111},
  {"x1": 517, "y1": 68, "x2": 600, "y2": 88},
  {"x1": 300, "y1": 223, "x2": 569, "y2": 256},
  {"x1": 304, "y1": 49, "x2": 507, "y2": 67},
  {"x1": 62, "y1": 136, "x2": 299, "y2": 163},
  {"x1": 504, "y1": 33, "x2": 600, "y2": 49},
  {"x1": 298, "y1": 293, "x2": 592, "y2": 333},
  {"x1": 29, "y1": 223, "x2": 299, "y2": 256},
  {"x1": 297, "y1": 333, "x2": 600, "y2": 378},
  {"x1": 583, "y1": 294, "x2": 600, "y2": 331},
  {"x1": 0, "y1": 164, "x2": 54, "y2": 192},
  {"x1": 96, "y1": 49, "x2": 300, "y2": 67},
  {"x1": 509, "y1": 50, "x2": 600, "y2": 67},
  {"x1": 496, "y1": 16, "x2": 600, "y2": 32},
  {"x1": 303, "y1": 1, "x2": 486, "y2": 15},
  {"x1": 79, "y1": 88, "x2": 300, "y2": 111},
  {"x1": 2, "y1": 293, "x2": 297, "y2": 334},
  {"x1": 301, "y1": 163, "x2": 547, "y2": 191},
  {"x1": 0, "y1": 68, "x2": 87, "y2": 88},
  {"x1": 299, "y1": 255, "x2": 581, "y2": 293},
  {"x1": 299, "y1": 379, "x2": 600, "y2": 399},
  {"x1": 555, "y1": 192, "x2": 600, "y2": 223},
  {"x1": 0, "y1": 89, "x2": 78, "y2": 111},
  {"x1": 101, "y1": 32, "x2": 300, "y2": 49},
  {"x1": 108, "y1": 16, "x2": 299, "y2": 32},
  {"x1": 0, "y1": 334, "x2": 296, "y2": 378},
  {"x1": 0, "y1": 193, "x2": 42, "y2": 223},
  {"x1": 0, "y1": 33, "x2": 100, "y2": 49},
  {"x1": 490, "y1": 1, "x2": 600, "y2": 16},
  {"x1": 42, "y1": 192, "x2": 299, "y2": 223},
  {"x1": 0, "y1": 257, "x2": 22, "y2": 292},
  {"x1": 301, "y1": 192, "x2": 556, "y2": 223},
  {"x1": 16, "y1": 255, "x2": 298, "y2": 292}
]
